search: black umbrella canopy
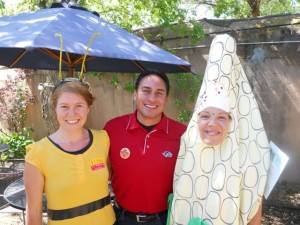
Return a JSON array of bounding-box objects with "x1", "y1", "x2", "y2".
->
[{"x1": 0, "y1": 2, "x2": 192, "y2": 76}]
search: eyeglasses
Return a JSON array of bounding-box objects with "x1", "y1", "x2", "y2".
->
[{"x1": 52, "y1": 77, "x2": 90, "y2": 91}]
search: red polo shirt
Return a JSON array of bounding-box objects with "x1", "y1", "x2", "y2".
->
[{"x1": 104, "y1": 111, "x2": 186, "y2": 214}]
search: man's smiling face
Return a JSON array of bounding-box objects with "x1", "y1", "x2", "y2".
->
[{"x1": 134, "y1": 74, "x2": 168, "y2": 126}]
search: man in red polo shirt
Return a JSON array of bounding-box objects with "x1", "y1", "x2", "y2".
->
[{"x1": 104, "y1": 69, "x2": 186, "y2": 225}]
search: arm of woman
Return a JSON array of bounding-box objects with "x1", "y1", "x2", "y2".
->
[
  {"x1": 248, "y1": 201, "x2": 263, "y2": 225},
  {"x1": 106, "y1": 157, "x2": 112, "y2": 181},
  {"x1": 24, "y1": 162, "x2": 44, "y2": 225}
]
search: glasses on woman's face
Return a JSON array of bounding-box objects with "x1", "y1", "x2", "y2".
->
[{"x1": 52, "y1": 78, "x2": 90, "y2": 91}]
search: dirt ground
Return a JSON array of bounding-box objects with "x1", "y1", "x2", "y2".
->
[
  {"x1": 0, "y1": 181, "x2": 299, "y2": 225},
  {"x1": 262, "y1": 181, "x2": 300, "y2": 225}
]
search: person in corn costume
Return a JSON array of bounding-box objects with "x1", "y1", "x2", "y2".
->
[{"x1": 169, "y1": 34, "x2": 270, "y2": 225}]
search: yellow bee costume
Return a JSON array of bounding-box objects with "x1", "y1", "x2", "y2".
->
[{"x1": 170, "y1": 34, "x2": 271, "y2": 225}]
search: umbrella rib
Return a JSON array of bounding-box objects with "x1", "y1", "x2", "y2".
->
[
  {"x1": 132, "y1": 60, "x2": 145, "y2": 71},
  {"x1": 9, "y1": 50, "x2": 28, "y2": 68},
  {"x1": 72, "y1": 56, "x2": 96, "y2": 74},
  {"x1": 39, "y1": 49, "x2": 77, "y2": 76},
  {"x1": 178, "y1": 65, "x2": 192, "y2": 73},
  {"x1": 73, "y1": 56, "x2": 96, "y2": 65},
  {"x1": 38, "y1": 48, "x2": 68, "y2": 64}
]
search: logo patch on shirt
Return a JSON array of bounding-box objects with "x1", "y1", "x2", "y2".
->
[
  {"x1": 162, "y1": 151, "x2": 173, "y2": 158},
  {"x1": 90, "y1": 157, "x2": 105, "y2": 170},
  {"x1": 120, "y1": 148, "x2": 130, "y2": 159}
]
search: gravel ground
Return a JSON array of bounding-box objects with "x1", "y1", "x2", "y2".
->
[
  {"x1": 0, "y1": 205, "x2": 48, "y2": 225},
  {"x1": 0, "y1": 181, "x2": 299, "y2": 225}
]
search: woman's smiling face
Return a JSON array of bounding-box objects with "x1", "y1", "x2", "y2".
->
[
  {"x1": 197, "y1": 107, "x2": 231, "y2": 146},
  {"x1": 55, "y1": 92, "x2": 90, "y2": 131}
]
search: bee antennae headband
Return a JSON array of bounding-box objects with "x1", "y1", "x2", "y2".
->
[
  {"x1": 80, "y1": 32, "x2": 100, "y2": 79},
  {"x1": 54, "y1": 32, "x2": 100, "y2": 79},
  {"x1": 55, "y1": 33, "x2": 63, "y2": 80}
]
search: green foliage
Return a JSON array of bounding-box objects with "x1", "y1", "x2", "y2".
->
[
  {"x1": 0, "y1": 127, "x2": 34, "y2": 160},
  {"x1": 109, "y1": 74, "x2": 121, "y2": 88},
  {"x1": 172, "y1": 97, "x2": 193, "y2": 123},
  {"x1": 187, "y1": 20, "x2": 205, "y2": 46},
  {"x1": 178, "y1": 109, "x2": 193, "y2": 123},
  {"x1": 211, "y1": 0, "x2": 299, "y2": 18},
  {"x1": 124, "y1": 81, "x2": 135, "y2": 93},
  {"x1": 123, "y1": 73, "x2": 139, "y2": 93},
  {"x1": 171, "y1": 73, "x2": 203, "y2": 102},
  {"x1": 173, "y1": 98, "x2": 184, "y2": 107},
  {"x1": 169, "y1": 72, "x2": 204, "y2": 122},
  {"x1": 88, "y1": 72, "x2": 104, "y2": 80},
  {"x1": 213, "y1": 0, "x2": 245, "y2": 18},
  {"x1": 169, "y1": 20, "x2": 205, "y2": 46},
  {"x1": 259, "y1": 0, "x2": 299, "y2": 16},
  {"x1": 4, "y1": 0, "x2": 300, "y2": 21}
]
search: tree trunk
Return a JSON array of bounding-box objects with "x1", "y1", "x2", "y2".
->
[
  {"x1": 247, "y1": 0, "x2": 261, "y2": 17},
  {"x1": 40, "y1": 84, "x2": 58, "y2": 135}
]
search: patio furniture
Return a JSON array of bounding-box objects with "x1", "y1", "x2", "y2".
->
[
  {"x1": 3, "y1": 178, "x2": 47, "y2": 225},
  {"x1": 0, "y1": 167, "x2": 23, "y2": 209},
  {"x1": 0, "y1": 144, "x2": 9, "y2": 152},
  {"x1": 0, "y1": 144, "x2": 24, "y2": 209}
]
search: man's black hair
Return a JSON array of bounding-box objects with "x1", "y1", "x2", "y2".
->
[{"x1": 135, "y1": 69, "x2": 170, "y2": 96}]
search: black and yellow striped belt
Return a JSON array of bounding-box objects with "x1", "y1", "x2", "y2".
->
[{"x1": 47, "y1": 194, "x2": 111, "y2": 220}]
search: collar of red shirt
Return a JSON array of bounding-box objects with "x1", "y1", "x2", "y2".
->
[{"x1": 126, "y1": 110, "x2": 169, "y2": 134}]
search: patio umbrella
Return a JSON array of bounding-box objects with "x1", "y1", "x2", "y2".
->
[{"x1": 0, "y1": 2, "x2": 192, "y2": 76}]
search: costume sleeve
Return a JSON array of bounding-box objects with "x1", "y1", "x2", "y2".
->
[
  {"x1": 25, "y1": 142, "x2": 43, "y2": 173},
  {"x1": 101, "y1": 130, "x2": 110, "y2": 156}
]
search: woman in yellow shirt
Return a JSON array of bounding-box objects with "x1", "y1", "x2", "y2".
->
[{"x1": 24, "y1": 78, "x2": 115, "y2": 225}]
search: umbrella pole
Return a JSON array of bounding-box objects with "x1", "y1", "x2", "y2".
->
[
  {"x1": 68, "y1": 67, "x2": 74, "y2": 77},
  {"x1": 66, "y1": 53, "x2": 75, "y2": 77}
]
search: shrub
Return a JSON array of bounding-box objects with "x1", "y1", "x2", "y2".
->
[{"x1": 0, "y1": 127, "x2": 34, "y2": 160}]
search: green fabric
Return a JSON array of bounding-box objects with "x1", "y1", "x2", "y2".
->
[
  {"x1": 188, "y1": 217, "x2": 209, "y2": 225},
  {"x1": 166, "y1": 193, "x2": 174, "y2": 225},
  {"x1": 166, "y1": 193, "x2": 208, "y2": 225}
]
